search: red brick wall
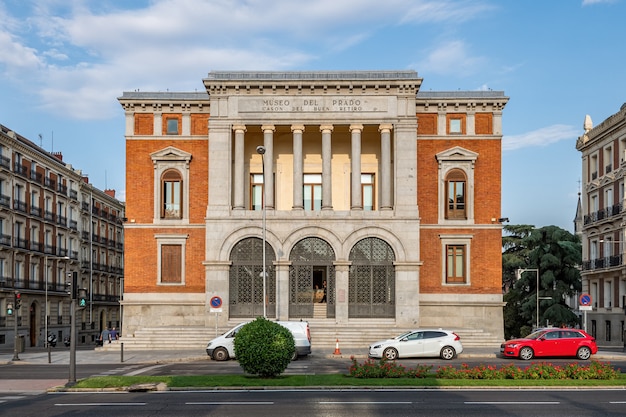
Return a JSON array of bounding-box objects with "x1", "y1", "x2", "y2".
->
[
  {"x1": 417, "y1": 137, "x2": 502, "y2": 294},
  {"x1": 134, "y1": 114, "x2": 153, "y2": 135},
  {"x1": 125, "y1": 136, "x2": 208, "y2": 294}
]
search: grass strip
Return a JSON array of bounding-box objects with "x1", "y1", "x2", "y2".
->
[{"x1": 73, "y1": 373, "x2": 626, "y2": 389}]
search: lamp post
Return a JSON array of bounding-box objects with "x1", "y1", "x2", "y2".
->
[
  {"x1": 256, "y1": 145, "x2": 267, "y2": 318},
  {"x1": 516, "y1": 268, "x2": 551, "y2": 329},
  {"x1": 44, "y1": 255, "x2": 69, "y2": 363}
]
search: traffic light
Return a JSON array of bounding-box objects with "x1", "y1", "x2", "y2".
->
[
  {"x1": 78, "y1": 289, "x2": 88, "y2": 308},
  {"x1": 6, "y1": 302, "x2": 13, "y2": 316},
  {"x1": 14, "y1": 292, "x2": 21, "y2": 310}
]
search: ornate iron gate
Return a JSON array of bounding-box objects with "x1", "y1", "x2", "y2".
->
[
  {"x1": 289, "y1": 237, "x2": 335, "y2": 318},
  {"x1": 348, "y1": 237, "x2": 395, "y2": 318},
  {"x1": 229, "y1": 237, "x2": 276, "y2": 318}
]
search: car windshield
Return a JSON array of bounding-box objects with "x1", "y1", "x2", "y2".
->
[{"x1": 525, "y1": 330, "x2": 548, "y2": 340}]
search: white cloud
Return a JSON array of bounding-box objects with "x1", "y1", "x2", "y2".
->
[
  {"x1": 582, "y1": 0, "x2": 616, "y2": 5},
  {"x1": 414, "y1": 40, "x2": 485, "y2": 77},
  {"x1": 503, "y1": 125, "x2": 580, "y2": 151}
]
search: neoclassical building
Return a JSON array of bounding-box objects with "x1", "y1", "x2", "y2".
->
[{"x1": 119, "y1": 71, "x2": 509, "y2": 348}]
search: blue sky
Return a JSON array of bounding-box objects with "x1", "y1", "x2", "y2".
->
[{"x1": 1, "y1": 0, "x2": 624, "y2": 232}]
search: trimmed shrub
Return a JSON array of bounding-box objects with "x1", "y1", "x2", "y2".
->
[{"x1": 234, "y1": 317, "x2": 295, "y2": 378}]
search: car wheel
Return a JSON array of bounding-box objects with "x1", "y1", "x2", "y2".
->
[
  {"x1": 291, "y1": 350, "x2": 298, "y2": 361},
  {"x1": 519, "y1": 346, "x2": 534, "y2": 360},
  {"x1": 212, "y1": 347, "x2": 229, "y2": 361},
  {"x1": 577, "y1": 346, "x2": 592, "y2": 360},
  {"x1": 383, "y1": 347, "x2": 399, "y2": 360},
  {"x1": 440, "y1": 346, "x2": 456, "y2": 360}
]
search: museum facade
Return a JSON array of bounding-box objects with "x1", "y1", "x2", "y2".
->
[{"x1": 119, "y1": 71, "x2": 509, "y2": 347}]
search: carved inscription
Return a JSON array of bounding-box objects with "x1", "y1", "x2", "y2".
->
[{"x1": 239, "y1": 97, "x2": 387, "y2": 113}]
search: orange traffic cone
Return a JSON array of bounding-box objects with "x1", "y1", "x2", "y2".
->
[{"x1": 333, "y1": 338, "x2": 341, "y2": 355}]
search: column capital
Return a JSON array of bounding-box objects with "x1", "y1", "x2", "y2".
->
[
  {"x1": 291, "y1": 124, "x2": 305, "y2": 133},
  {"x1": 261, "y1": 124, "x2": 275, "y2": 132},
  {"x1": 232, "y1": 125, "x2": 247, "y2": 132},
  {"x1": 349, "y1": 124, "x2": 364, "y2": 132},
  {"x1": 379, "y1": 123, "x2": 393, "y2": 133},
  {"x1": 320, "y1": 124, "x2": 334, "y2": 133}
]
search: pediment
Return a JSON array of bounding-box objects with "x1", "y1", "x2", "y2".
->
[
  {"x1": 435, "y1": 146, "x2": 479, "y2": 162},
  {"x1": 150, "y1": 146, "x2": 192, "y2": 163}
]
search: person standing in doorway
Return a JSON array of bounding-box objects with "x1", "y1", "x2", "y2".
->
[{"x1": 319, "y1": 280, "x2": 327, "y2": 303}]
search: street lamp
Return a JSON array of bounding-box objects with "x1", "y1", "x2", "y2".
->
[
  {"x1": 256, "y1": 145, "x2": 267, "y2": 318},
  {"x1": 516, "y1": 268, "x2": 551, "y2": 329},
  {"x1": 44, "y1": 255, "x2": 69, "y2": 363}
]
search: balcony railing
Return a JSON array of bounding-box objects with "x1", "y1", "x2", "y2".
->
[
  {"x1": 0, "y1": 194, "x2": 9, "y2": 208},
  {"x1": 0, "y1": 155, "x2": 10, "y2": 169},
  {"x1": 582, "y1": 254, "x2": 624, "y2": 271},
  {"x1": 583, "y1": 203, "x2": 623, "y2": 225},
  {"x1": 13, "y1": 161, "x2": 28, "y2": 177},
  {"x1": 13, "y1": 199, "x2": 26, "y2": 212}
]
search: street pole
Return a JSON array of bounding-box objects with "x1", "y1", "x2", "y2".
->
[
  {"x1": 256, "y1": 145, "x2": 267, "y2": 318},
  {"x1": 12, "y1": 292, "x2": 19, "y2": 361},
  {"x1": 68, "y1": 297, "x2": 76, "y2": 385},
  {"x1": 44, "y1": 255, "x2": 69, "y2": 363}
]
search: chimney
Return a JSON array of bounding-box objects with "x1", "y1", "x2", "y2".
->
[
  {"x1": 52, "y1": 152, "x2": 63, "y2": 161},
  {"x1": 104, "y1": 189, "x2": 116, "y2": 198},
  {"x1": 82, "y1": 176, "x2": 89, "y2": 184}
]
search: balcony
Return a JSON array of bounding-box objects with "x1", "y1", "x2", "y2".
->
[
  {"x1": 14, "y1": 237, "x2": 28, "y2": 249},
  {"x1": 30, "y1": 206, "x2": 42, "y2": 217},
  {"x1": 57, "y1": 215, "x2": 67, "y2": 227},
  {"x1": 13, "y1": 199, "x2": 26, "y2": 213},
  {"x1": 583, "y1": 203, "x2": 623, "y2": 225},
  {"x1": 44, "y1": 177, "x2": 56, "y2": 190},
  {"x1": 30, "y1": 170, "x2": 42, "y2": 183},
  {"x1": 30, "y1": 240, "x2": 43, "y2": 252},
  {"x1": 13, "y1": 161, "x2": 28, "y2": 177},
  {"x1": 582, "y1": 254, "x2": 624, "y2": 271},
  {"x1": 0, "y1": 234, "x2": 10, "y2": 246},
  {"x1": 0, "y1": 194, "x2": 9, "y2": 208},
  {"x1": 57, "y1": 183, "x2": 68, "y2": 195},
  {"x1": 44, "y1": 210, "x2": 55, "y2": 222},
  {"x1": 0, "y1": 155, "x2": 10, "y2": 169}
]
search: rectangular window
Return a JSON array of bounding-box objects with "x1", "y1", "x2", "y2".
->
[
  {"x1": 362, "y1": 174, "x2": 374, "y2": 211},
  {"x1": 449, "y1": 118, "x2": 462, "y2": 134},
  {"x1": 304, "y1": 174, "x2": 322, "y2": 211},
  {"x1": 251, "y1": 174, "x2": 264, "y2": 210},
  {"x1": 166, "y1": 119, "x2": 179, "y2": 135},
  {"x1": 161, "y1": 244, "x2": 182, "y2": 284},
  {"x1": 446, "y1": 244, "x2": 466, "y2": 283},
  {"x1": 605, "y1": 320, "x2": 611, "y2": 342}
]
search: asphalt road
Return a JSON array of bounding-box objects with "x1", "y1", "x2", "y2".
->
[{"x1": 2, "y1": 389, "x2": 626, "y2": 417}]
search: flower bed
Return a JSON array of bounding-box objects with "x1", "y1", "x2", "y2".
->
[{"x1": 348, "y1": 357, "x2": 619, "y2": 380}]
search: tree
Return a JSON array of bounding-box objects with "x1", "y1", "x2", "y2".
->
[
  {"x1": 502, "y1": 225, "x2": 582, "y2": 338},
  {"x1": 233, "y1": 317, "x2": 295, "y2": 378}
]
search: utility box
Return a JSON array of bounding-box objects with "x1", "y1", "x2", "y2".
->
[{"x1": 16, "y1": 334, "x2": 25, "y2": 353}]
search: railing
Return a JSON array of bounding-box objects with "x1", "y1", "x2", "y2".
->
[
  {"x1": 0, "y1": 234, "x2": 10, "y2": 246},
  {"x1": 13, "y1": 161, "x2": 28, "y2": 177},
  {"x1": 582, "y1": 254, "x2": 624, "y2": 271},
  {"x1": 44, "y1": 210, "x2": 55, "y2": 222},
  {"x1": 30, "y1": 206, "x2": 42, "y2": 217},
  {"x1": 44, "y1": 177, "x2": 56, "y2": 190},
  {"x1": 30, "y1": 170, "x2": 42, "y2": 183},
  {"x1": 0, "y1": 155, "x2": 10, "y2": 169},
  {"x1": 0, "y1": 194, "x2": 9, "y2": 208},
  {"x1": 13, "y1": 199, "x2": 26, "y2": 212},
  {"x1": 584, "y1": 203, "x2": 623, "y2": 225},
  {"x1": 14, "y1": 237, "x2": 28, "y2": 249}
]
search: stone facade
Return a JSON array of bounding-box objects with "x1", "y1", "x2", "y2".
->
[{"x1": 119, "y1": 71, "x2": 508, "y2": 342}]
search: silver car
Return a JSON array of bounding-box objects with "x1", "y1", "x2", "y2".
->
[{"x1": 368, "y1": 329, "x2": 463, "y2": 360}]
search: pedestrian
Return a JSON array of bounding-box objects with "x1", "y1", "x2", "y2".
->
[
  {"x1": 100, "y1": 327, "x2": 111, "y2": 344},
  {"x1": 110, "y1": 327, "x2": 119, "y2": 341},
  {"x1": 319, "y1": 280, "x2": 327, "y2": 303}
]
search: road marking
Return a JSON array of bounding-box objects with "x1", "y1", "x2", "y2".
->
[
  {"x1": 465, "y1": 401, "x2": 560, "y2": 405},
  {"x1": 124, "y1": 364, "x2": 167, "y2": 376},
  {"x1": 186, "y1": 402, "x2": 274, "y2": 405},
  {"x1": 55, "y1": 402, "x2": 146, "y2": 406},
  {"x1": 320, "y1": 401, "x2": 412, "y2": 404}
]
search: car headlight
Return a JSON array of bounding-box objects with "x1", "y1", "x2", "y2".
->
[
  {"x1": 506, "y1": 343, "x2": 519, "y2": 348},
  {"x1": 372, "y1": 344, "x2": 382, "y2": 349},
  {"x1": 206, "y1": 342, "x2": 212, "y2": 348}
]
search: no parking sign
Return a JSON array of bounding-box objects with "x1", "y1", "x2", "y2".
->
[{"x1": 210, "y1": 296, "x2": 223, "y2": 312}]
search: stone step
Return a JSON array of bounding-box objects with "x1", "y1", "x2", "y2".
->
[{"x1": 100, "y1": 322, "x2": 501, "y2": 351}]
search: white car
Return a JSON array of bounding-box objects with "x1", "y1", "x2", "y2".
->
[
  {"x1": 368, "y1": 329, "x2": 463, "y2": 360},
  {"x1": 206, "y1": 320, "x2": 311, "y2": 361}
]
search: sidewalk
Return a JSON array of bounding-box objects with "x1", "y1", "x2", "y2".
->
[{"x1": 2, "y1": 345, "x2": 625, "y2": 365}]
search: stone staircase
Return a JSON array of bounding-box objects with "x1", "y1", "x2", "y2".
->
[{"x1": 99, "y1": 319, "x2": 502, "y2": 352}]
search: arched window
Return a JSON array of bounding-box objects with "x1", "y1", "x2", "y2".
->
[
  {"x1": 161, "y1": 169, "x2": 182, "y2": 219},
  {"x1": 445, "y1": 169, "x2": 466, "y2": 220}
]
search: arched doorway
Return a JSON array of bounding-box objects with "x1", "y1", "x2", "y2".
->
[
  {"x1": 349, "y1": 237, "x2": 395, "y2": 318},
  {"x1": 229, "y1": 237, "x2": 276, "y2": 318},
  {"x1": 289, "y1": 237, "x2": 335, "y2": 318}
]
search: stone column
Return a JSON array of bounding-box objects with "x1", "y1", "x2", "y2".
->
[
  {"x1": 379, "y1": 124, "x2": 393, "y2": 210},
  {"x1": 350, "y1": 124, "x2": 363, "y2": 210},
  {"x1": 154, "y1": 112, "x2": 162, "y2": 136},
  {"x1": 125, "y1": 111, "x2": 134, "y2": 136},
  {"x1": 232, "y1": 125, "x2": 246, "y2": 210},
  {"x1": 320, "y1": 125, "x2": 333, "y2": 210},
  {"x1": 262, "y1": 125, "x2": 275, "y2": 210},
  {"x1": 291, "y1": 125, "x2": 305, "y2": 210},
  {"x1": 182, "y1": 111, "x2": 191, "y2": 136},
  {"x1": 333, "y1": 261, "x2": 351, "y2": 324},
  {"x1": 275, "y1": 261, "x2": 291, "y2": 321}
]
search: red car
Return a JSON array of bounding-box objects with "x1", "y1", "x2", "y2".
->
[{"x1": 500, "y1": 328, "x2": 597, "y2": 360}]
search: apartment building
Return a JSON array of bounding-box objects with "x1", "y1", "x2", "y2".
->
[
  {"x1": 576, "y1": 103, "x2": 626, "y2": 347},
  {"x1": 119, "y1": 70, "x2": 509, "y2": 347},
  {"x1": 0, "y1": 125, "x2": 125, "y2": 349}
]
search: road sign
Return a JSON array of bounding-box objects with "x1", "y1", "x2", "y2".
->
[
  {"x1": 579, "y1": 293, "x2": 592, "y2": 306},
  {"x1": 210, "y1": 296, "x2": 223, "y2": 312}
]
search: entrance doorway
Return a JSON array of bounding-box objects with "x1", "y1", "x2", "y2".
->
[{"x1": 30, "y1": 301, "x2": 38, "y2": 347}]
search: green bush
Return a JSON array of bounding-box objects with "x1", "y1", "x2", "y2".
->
[{"x1": 234, "y1": 317, "x2": 295, "y2": 378}]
